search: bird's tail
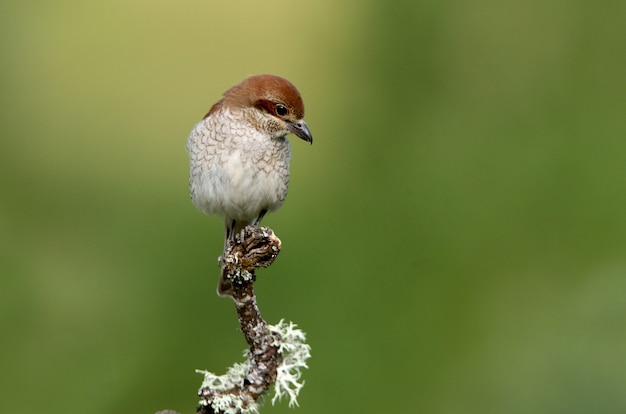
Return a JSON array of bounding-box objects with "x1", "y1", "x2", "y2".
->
[
  {"x1": 219, "y1": 215, "x2": 265, "y2": 297},
  {"x1": 217, "y1": 265, "x2": 233, "y2": 297}
]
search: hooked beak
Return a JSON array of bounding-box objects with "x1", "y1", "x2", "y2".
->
[{"x1": 288, "y1": 120, "x2": 313, "y2": 144}]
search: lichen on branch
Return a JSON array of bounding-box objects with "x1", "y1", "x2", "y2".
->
[{"x1": 192, "y1": 226, "x2": 310, "y2": 414}]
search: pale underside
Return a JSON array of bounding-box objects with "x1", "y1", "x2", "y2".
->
[{"x1": 187, "y1": 108, "x2": 292, "y2": 236}]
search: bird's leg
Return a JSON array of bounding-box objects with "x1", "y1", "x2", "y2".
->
[
  {"x1": 226, "y1": 219, "x2": 237, "y2": 244},
  {"x1": 221, "y1": 210, "x2": 267, "y2": 294},
  {"x1": 241, "y1": 210, "x2": 268, "y2": 246},
  {"x1": 252, "y1": 209, "x2": 268, "y2": 228},
  {"x1": 219, "y1": 219, "x2": 237, "y2": 266},
  {"x1": 240, "y1": 208, "x2": 267, "y2": 246},
  {"x1": 217, "y1": 218, "x2": 238, "y2": 297}
]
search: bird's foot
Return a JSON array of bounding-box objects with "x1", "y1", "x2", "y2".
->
[{"x1": 219, "y1": 226, "x2": 282, "y2": 295}]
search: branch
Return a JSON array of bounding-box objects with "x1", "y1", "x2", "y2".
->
[
  {"x1": 197, "y1": 227, "x2": 281, "y2": 414},
  {"x1": 157, "y1": 226, "x2": 310, "y2": 414}
]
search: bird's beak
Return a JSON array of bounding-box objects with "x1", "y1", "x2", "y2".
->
[{"x1": 288, "y1": 120, "x2": 313, "y2": 144}]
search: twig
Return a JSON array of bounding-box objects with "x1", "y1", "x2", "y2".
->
[
  {"x1": 158, "y1": 226, "x2": 310, "y2": 414},
  {"x1": 196, "y1": 227, "x2": 282, "y2": 414}
]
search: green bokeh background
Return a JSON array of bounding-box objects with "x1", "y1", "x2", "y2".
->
[{"x1": 2, "y1": 1, "x2": 625, "y2": 413}]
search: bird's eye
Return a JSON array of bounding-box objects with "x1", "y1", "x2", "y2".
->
[{"x1": 275, "y1": 104, "x2": 288, "y2": 117}]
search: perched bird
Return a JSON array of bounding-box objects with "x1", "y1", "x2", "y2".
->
[{"x1": 187, "y1": 74, "x2": 312, "y2": 296}]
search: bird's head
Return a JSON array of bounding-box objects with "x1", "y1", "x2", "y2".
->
[{"x1": 208, "y1": 74, "x2": 312, "y2": 144}]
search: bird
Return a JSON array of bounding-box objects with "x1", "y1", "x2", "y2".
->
[{"x1": 187, "y1": 74, "x2": 312, "y2": 297}]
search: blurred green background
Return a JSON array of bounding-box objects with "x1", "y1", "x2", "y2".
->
[{"x1": 2, "y1": 0, "x2": 625, "y2": 413}]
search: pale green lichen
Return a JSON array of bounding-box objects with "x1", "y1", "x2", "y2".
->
[
  {"x1": 197, "y1": 360, "x2": 249, "y2": 391},
  {"x1": 211, "y1": 394, "x2": 258, "y2": 414},
  {"x1": 268, "y1": 320, "x2": 312, "y2": 407},
  {"x1": 196, "y1": 320, "x2": 311, "y2": 412}
]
